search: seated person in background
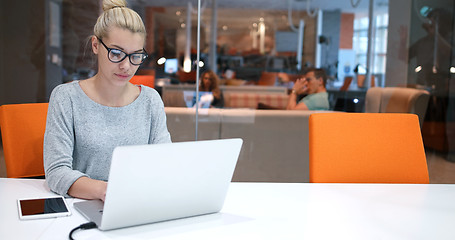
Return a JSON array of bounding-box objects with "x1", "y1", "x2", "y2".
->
[
  {"x1": 199, "y1": 70, "x2": 224, "y2": 108},
  {"x1": 286, "y1": 68, "x2": 329, "y2": 110}
]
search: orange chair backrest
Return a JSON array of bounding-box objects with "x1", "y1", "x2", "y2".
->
[
  {"x1": 339, "y1": 76, "x2": 353, "y2": 91},
  {"x1": 309, "y1": 113, "x2": 429, "y2": 183},
  {"x1": 177, "y1": 70, "x2": 197, "y2": 83},
  {"x1": 0, "y1": 103, "x2": 49, "y2": 178},
  {"x1": 357, "y1": 74, "x2": 375, "y2": 88},
  {"x1": 257, "y1": 72, "x2": 277, "y2": 86},
  {"x1": 130, "y1": 75, "x2": 155, "y2": 88}
]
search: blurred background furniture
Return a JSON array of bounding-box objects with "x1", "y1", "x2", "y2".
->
[
  {"x1": 365, "y1": 87, "x2": 430, "y2": 127},
  {"x1": 177, "y1": 70, "x2": 197, "y2": 83},
  {"x1": 256, "y1": 72, "x2": 278, "y2": 86},
  {"x1": 165, "y1": 107, "x2": 335, "y2": 182},
  {"x1": 162, "y1": 84, "x2": 288, "y2": 109},
  {"x1": 339, "y1": 76, "x2": 353, "y2": 91},
  {"x1": 0, "y1": 103, "x2": 48, "y2": 178},
  {"x1": 356, "y1": 74, "x2": 375, "y2": 88},
  {"x1": 309, "y1": 112, "x2": 429, "y2": 183}
]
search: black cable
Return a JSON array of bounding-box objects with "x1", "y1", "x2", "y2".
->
[{"x1": 68, "y1": 222, "x2": 97, "y2": 240}]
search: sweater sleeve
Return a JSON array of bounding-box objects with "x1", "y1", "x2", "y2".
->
[
  {"x1": 147, "y1": 88, "x2": 172, "y2": 144},
  {"x1": 44, "y1": 85, "x2": 88, "y2": 196}
]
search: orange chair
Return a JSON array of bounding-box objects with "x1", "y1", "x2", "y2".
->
[
  {"x1": 177, "y1": 70, "x2": 197, "y2": 83},
  {"x1": 339, "y1": 76, "x2": 353, "y2": 91},
  {"x1": 130, "y1": 75, "x2": 155, "y2": 88},
  {"x1": 0, "y1": 103, "x2": 49, "y2": 178},
  {"x1": 257, "y1": 72, "x2": 277, "y2": 86},
  {"x1": 356, "y1": 74, "x2": 375, "y2": 88},
  {"x1": 309, "y1": 113, "x2": 429, "y2": 183}
]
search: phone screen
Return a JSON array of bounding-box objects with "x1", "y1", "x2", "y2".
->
[{"x1": 19, "y1": 197, "x2": 69, "y2": 217}]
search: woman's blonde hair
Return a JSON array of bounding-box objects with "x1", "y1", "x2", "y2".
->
[{"x1": 93, "y1": 0, "x2": 146, "y2": 40}]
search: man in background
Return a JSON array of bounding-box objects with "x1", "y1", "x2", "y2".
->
[{"x1": 286, "y1": 68, "x2": 330, "y2": 110}]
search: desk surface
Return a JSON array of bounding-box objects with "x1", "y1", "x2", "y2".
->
[{"x1": 1, "y1": 178, "x2": 455, "y2": 240}]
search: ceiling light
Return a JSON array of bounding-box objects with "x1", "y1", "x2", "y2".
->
[{"x1": 157, "y1": 57, "x2": 166, "y2": 65}]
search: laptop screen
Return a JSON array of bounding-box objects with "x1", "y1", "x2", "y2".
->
[
  {"x1": 333, "y1": 97, "x2": 365, "y2": 112},
  {"x1": 164, "y1": 58, "x2": 178, "y2": 74},
  {"x1": 183, "y1": 91, "x2": 213, "y2": 108}
]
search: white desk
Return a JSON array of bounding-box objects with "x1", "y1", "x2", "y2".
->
[{"x1": 1, "y1": 178, "x2": 455, "y2": 240}]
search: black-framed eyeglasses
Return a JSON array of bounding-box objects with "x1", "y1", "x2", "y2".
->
[{"x1": 98, "y1": 38, "x2": 148, "y2": 66}]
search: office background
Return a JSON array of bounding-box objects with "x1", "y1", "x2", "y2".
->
[{"x1": 0, "y1": 0, "x2": 454, "y2": 182}]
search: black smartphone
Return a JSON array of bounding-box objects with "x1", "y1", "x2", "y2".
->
[{"x1": 17, "y1": 196, "x2": 71, "y2": 220}]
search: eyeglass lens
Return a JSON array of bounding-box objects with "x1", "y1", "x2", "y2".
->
[
  {"x1": 108, "y1": 49, "x2": 146, "y2": 65},
  {"x1": 98, "y1": 38, "x2": 147, "y2": 65}
]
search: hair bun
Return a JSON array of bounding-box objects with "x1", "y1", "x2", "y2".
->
[{"x1": 102, "y1": 0, "x2": 127, "y2": 12}]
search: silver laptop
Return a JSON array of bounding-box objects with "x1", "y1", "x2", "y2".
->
[{"x1": 74, "y1": 138, "x2": 243, "y2": 231}]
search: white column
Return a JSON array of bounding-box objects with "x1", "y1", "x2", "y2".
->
[
  {"x1": 184, "y1": 2, "x2": 192, "y2": 73},
  {"x1": 297, "y1": 19, "x2": 305, "y2": 71},
  {"x1": 366, "y1": 0, "x2": 375, "y2": 87},
  {"x1": 251, "y1": 27, "x2": 258, "y2": 49},
  {"x1": 259, "y1": 19, "x2": 265, "y2": 54},
  {"x1": 315, "y1": 9, "x2": 323, "y2": 68},
  {"x1": 209, "y1": 0, "x2": 218, "y2": 72},
  {"x1": 384, "y1": 0, "x2": 412, "y2": 87}
]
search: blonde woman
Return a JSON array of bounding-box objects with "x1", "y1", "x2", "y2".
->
[
  {"x1": 199, "y1": 70, "x2": 224, "y2": 108},
  {"x1": 44, "y1": 0, "x2": 171, "y2": 201}
]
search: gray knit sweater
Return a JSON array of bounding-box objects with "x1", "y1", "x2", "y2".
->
[{"x1": 44, "y1": 81, "x2": 171, "y2": 196}]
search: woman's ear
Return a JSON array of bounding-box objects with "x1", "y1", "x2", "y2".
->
[{"x1": 91, "y1": 36, "x2": 99, "y2": 55}]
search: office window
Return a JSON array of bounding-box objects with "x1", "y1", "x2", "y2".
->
[{"x1": 353, "y1": 14, "x2": 388, "y2": 75}]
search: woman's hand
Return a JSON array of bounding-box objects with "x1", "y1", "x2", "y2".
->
[{"x1": 68, "y1": 177, "x2": 107, "y2": 201}]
